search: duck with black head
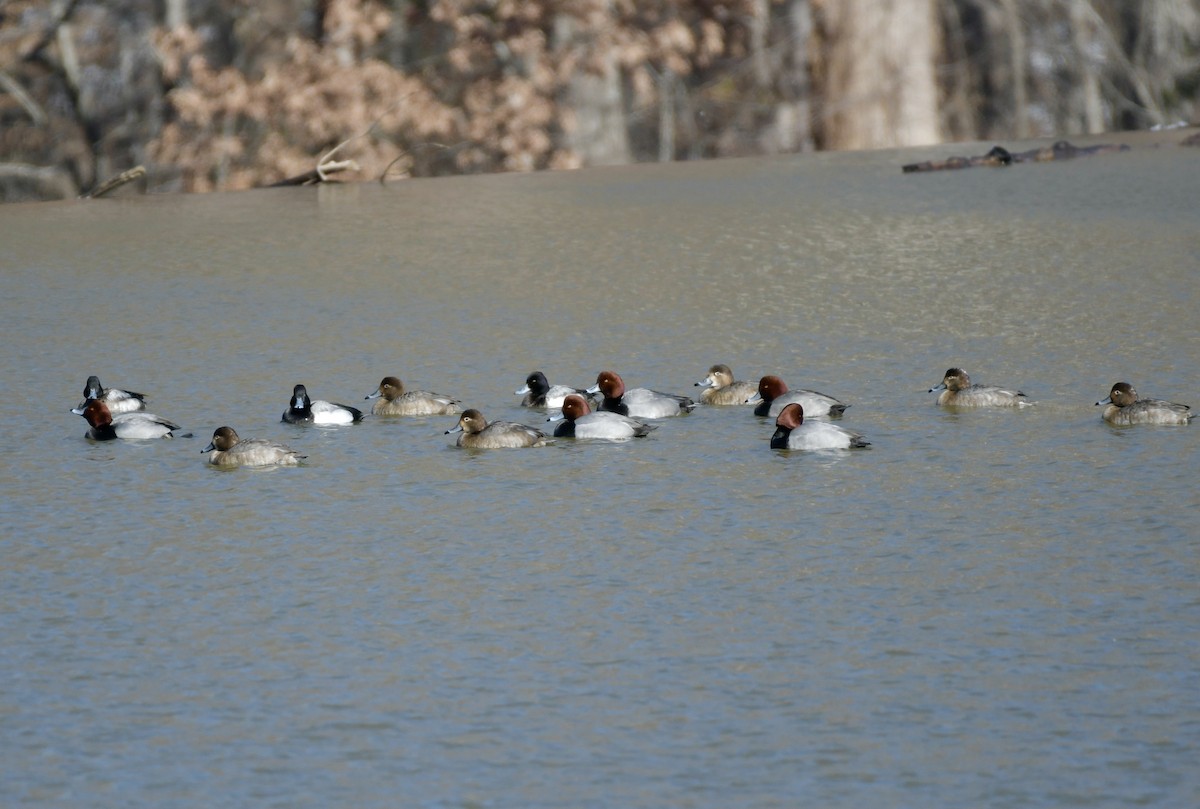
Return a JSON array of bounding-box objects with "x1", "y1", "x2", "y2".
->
[{"x1": 283, "y1": 384, "x2": 364, "y2": 424}]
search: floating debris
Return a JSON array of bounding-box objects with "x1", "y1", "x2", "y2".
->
[{"x1": 902, "y1": 140, "x2": 1129, "y2": 173}]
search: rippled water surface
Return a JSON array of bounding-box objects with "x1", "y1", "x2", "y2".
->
[{"x1": 2, "y1": 136, "x2": 1198, "y2": 808}]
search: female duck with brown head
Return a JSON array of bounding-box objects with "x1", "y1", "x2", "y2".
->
[
  {"x1": 203, "y1": 426, "x2": 306, "y2": 467},
  {"x1": 445, "y1": 409, "x2": 549, "y2": 448},
  {"x1": 365, "y1": 376, "x2": 462, "y2": 416},
  {"x1": 694, "y1": 364, "x2": 756, "y2": 406},
  {"x1": 928, "y1": 368, "x2": 1029, "y2": 407},
  {"x1": 1095, "y1": 382, "x2": 1192, "y2": 425}
]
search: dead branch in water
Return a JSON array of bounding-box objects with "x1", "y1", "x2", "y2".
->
[
  {"x1": 86, "y1": 165, "x2": 146, "y2": 197},
  {"x1": 377, "y1": 142, "x2": 464, "y2": 184},
  {"x1": 269, "y1": 159, "x2": 358, "y2": 187},
  {"x1": 267, "y1": 107, "x2": 399, "y2": 187},
  {"x1": 902, "y1": 140, "x2": 1130, "y2": 173}
]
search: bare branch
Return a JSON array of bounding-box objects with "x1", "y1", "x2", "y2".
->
[
  {"x1": 86, "y1": 165, "x2": 146, "y2": 198},
  {"x1": 18, "y1": 0, "x2": 83, "y2": 63},
  {"x1": 0, "y1": 70, "x2": 47, "y2": 125}
]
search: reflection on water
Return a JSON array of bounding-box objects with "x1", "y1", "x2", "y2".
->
[{"x1": 1, "y1": 135, "x2": 1198, "y2": 807}]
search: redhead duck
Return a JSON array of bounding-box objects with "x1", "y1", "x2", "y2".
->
[
  {"x1": 770, "y1": 403, "x2": 869, "y2": 450},
  {"x1": 77, "y1": 399, "x2": 182, "y2": 440},
  {"x1": 587, "y1": 370, "x2": 695, "y2": 419},
  {"x1": 746, "y1": 375, "x2": 848, "y2": 418},
  {"x1": 549, "y1": 394, "x2": 655, "y2": 441}
]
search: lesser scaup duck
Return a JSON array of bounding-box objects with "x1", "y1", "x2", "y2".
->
[
  {"x1": 694, "y1": 364, "x2": 757, "y2": 406},
  {"x1": 445, "y1": 408, "x2": 549, "y2": 448},
  {"x1": 283, "y1": 384, "x2": 364, "y2": 424},
  {"x1": 928, "y1": 368, "x2": 1029, "y2": 407},
  {"x1": 771, "y1": 403, "x2": 869, "y2": 450},
  {"x1": 77, "y1": 399, "x2": 183, "y2": 440},
  {"x1": 1095, "y1": 382, "x2": 1192, "y2": 425},
  {"x1": 746, "y1": 375, "x2": 848, "y2": 418},
  {"x1": 515, "y1": 371, "x2": 596, "y2": 409},
  {"x1": 364, "y1": 376, "x2": 462, "y2": 416},
  {"x1": 203, "y1": 426, "x2": 306, "y2": 467},
  {"x1": 548, "y1": 394, "x2": 656, "y2": 441},
  {"x1": 587, "y1": 370, "x2": 695, "y2": 418},
  {"x1": 72, "y1": 375, "x2": 146, "y2": 415}
]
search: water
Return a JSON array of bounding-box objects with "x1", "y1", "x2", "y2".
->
[{"x1": 2, "y1": 136, "x2": 1198, "y2": 807}]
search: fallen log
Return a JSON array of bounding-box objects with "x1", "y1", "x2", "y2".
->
[{"x1": 902, "y1": 140, "x2": 1130, "y2": 173}]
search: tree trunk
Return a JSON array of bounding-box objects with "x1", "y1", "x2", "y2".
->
[
  {"x1": 1070, "y1": 0, "x2": 1105, "y2": 134},
  {"x1": 815, "y1": 0, "x2": 942, "y2": 150},
  {"x1": 996, "y1": 0, "x2": 1030, "y2": 138},
  {"x1": 553, "y1": 12, "x2": 632, "y2": 166},
  {"x1": 762, "y1": 0, "x2": 814, "y2": 154}
]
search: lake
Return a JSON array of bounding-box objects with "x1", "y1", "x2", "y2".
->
[{"x1": 2, "y1": 133, "x2": 1198, "y2": 807}]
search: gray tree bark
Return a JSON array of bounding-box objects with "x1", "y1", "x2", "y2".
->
[{"x1": 817, "y1": 0, "x2": 941, "y2": 150}]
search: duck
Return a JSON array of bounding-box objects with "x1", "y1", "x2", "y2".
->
[
  {"x1": 445, "y1": 408, "x2": 549, "y2": 448},
  {"x1": 746, "y1": 375, "x2": 849, "y2": 418},
  {"x1": 770, "y1": 403, "x2": 869, "y2": 450},
  {"x1": 1095, "y1": 382, "x2": 1192, "y2": 425},
  {"x1": 364, "y1": 376, "x2": 462, "y2": 416},
  {"x1": 928, "y1": 368, "x2": 1028, "y2": 407},
  {"x1": 77, "y1": 399, "x2": 183, "y2": 440},
  {"x1": 282, "y1": 384, "x2": 364, "y2": 424},
  {"x1": 694, "y1": 364, "x2": 757, "y2": 406},
  {"x1": 203, "y1": 426, "x2": 305, "y2": 467},
  {"x1": 548, "y1": 394, "x2": 656, "y2": 441},
  {"x1": 587, "y1": 370, "x2": 695, "y2": 419},
  {"x1": 515, "y1": 371, "x2": 596, "y2": 409},
  {"x1": 72, "y1": 375, "x2": 146, "y2": 415}
]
